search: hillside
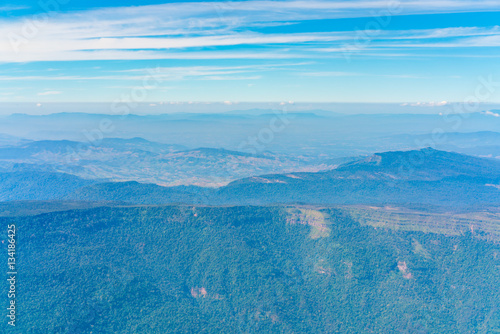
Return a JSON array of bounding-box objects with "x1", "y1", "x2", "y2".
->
[
  {"x1": 0, "y1": 172, "x2": 96, "y2": 201},
  {"x1": 67, "y1": 181, "x2": 210, "y2": 205},
  {"x1": 2, "y1": 205, "x2": 499, "y2": 333},
  {"x1": 0, "y1": 200, "x2": 123, "y2": 217}
]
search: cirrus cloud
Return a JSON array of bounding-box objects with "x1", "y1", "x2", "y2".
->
[{"x1": 37, "y1": 91, "x2": 62, "y2": 96}]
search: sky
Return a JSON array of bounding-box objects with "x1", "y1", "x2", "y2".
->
[{"x1": 0, "y1": 0, "x2": 500, "y2": 108}]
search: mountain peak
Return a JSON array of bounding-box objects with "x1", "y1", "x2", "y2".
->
[{"x1": 335, "y1": 148, "x2": 500, "y2": 180}]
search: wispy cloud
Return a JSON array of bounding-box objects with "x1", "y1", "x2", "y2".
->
[
  {"x1": 0, "y1": 64, "x2": 300, "y2": 81},
  {"x1": 199, "y1": 75, "x2": 262, "y2": 81},
  {"x1": 483, "y1": 110, "x2": 500, "y2": 117},
  {"x1": 0, "y1": 5, "x2": 29, "y2": 11},
  {"x1": 0, "y1": 0, "x2": 499, "y2": 104},
  {"x1": 37, "y1": 91, "x2": 62, "y2": 96},
  {"x1": 402, "y1": 101, "x2": 449, "y2": 107},
  {"x1": 0, "y1": 1, "x2": 499, "y2": 62},
  {"x1": 301, "y1": 72, "x2": 430, "y2": 79},
  {"x1": 301, "y1": 71, "x2": 362, "y2": 77}
]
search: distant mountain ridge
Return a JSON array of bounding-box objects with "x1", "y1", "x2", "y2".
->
[
  {"x1": 216, "y1": 148, "x2": 500, "y2": 206},
  {"x1": 0, "y1": 138, "x2": 330, "y2": 187},
  {"x1": 333, "y1": 147, "x2": 500, "y2": 180},
  {"x1": 223, "y1": 108, "x2": 345, "y2": 117},
  {"x1": 2, "y1": 112, "x2": 500, "y2": 159},
  {"x1": 0, "y1": 148, "x2": 498, "y2": 207}
]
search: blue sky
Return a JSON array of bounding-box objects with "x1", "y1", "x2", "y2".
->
[{"x1": 0, "y1": 0, "x2": 499, "y2": 106}]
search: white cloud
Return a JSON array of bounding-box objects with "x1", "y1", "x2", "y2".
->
[
  {"x1": 200, "y1": 75, "x2": 261, "y2": 81},
  {"x1": 410, "y1": 101, "x2": 449, "y2": 107},
  {"x1": 301, "y1": 71, "x2": 362, "y2": 77},
  {"x1": 0, "y1": 63, "x2": 301, "y2": 82},
  {"x1": 0, "y1": 1, "x2": 499, "y2": 62},
  {"x1": 483, "y1": 110, "x2": 500, "y2": 117},
  {"x1": 301, "y1": 72, "x2": 427, "y2": 79},
  {"x1": 0, "y1": 5, "x2": 29, "y2": 11},
  {"x1": 37, "y1": 91, "x2": 61, "y2": 96}
]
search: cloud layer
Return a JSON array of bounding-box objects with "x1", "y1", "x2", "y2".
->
[{"x1": 0, "y1": 0, "x2": 499, "y2": 62}]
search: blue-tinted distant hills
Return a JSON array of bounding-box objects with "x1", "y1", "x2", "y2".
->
[
  {"x1": 0, "y1": 138, "x2": 185, "y2": 159},
  {"x1": 2, "y1": 112, "x2": 500, "y2": 153},
  {"x1": 223, "y1": 108, "x2": 343, "y2": 117},
  {"x1": 371, "y1": 131, "x2": 500, "y2": 158},
  {"x1": 215, "y1": 148, "x2": 500, "y2": 206},
  {"x1": 1, "y1": 148, "x2": 498, "y2": 207},
  {"x1": 0, "y1": 137, "x2": 333, "y2": 187},
  {"x1": 334, "y1": 147, "x2": 500, "y2": 180}
]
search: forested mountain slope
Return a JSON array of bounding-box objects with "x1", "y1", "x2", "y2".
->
[{"x1": 2, "y1": 205, "x2": 499, "y2": 333}]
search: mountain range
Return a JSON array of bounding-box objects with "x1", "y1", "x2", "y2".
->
[
  {"x1": 0, "y1": 137, "x2": 337, "y2": 187},
  {"x1": 2, "y1": 112, "x2": 500, "y2": 157},
  {"x1": 1, "y1": 148, "x2": 498, "y2": 207}
]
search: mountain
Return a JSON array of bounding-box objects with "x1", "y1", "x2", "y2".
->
[
  {"x1": 2, "y1": 112, "x2": 500, "y2": 157},
  {"x1": 0, "y1": 138, "x2": 185, "y2": 159},
  {"x1": 0, "y1": 140, "x2": 80, "y2": 159},
  {"x1": 2, "y1": 205, "x2": 499, "y2": 333},
  {"x1": 0, "y1": 172, "x2": 96, "y2": 201},
  {"x1": 370, "y1": 131, "x2": 500, "y2": 159},
  {"x1": 333, "y1": 147, "x2": 500, "y2": 180},
  {"x1": 67, "y1": 181, "x2": 210, "y2": 205},
  {"x1": 216, "y1": 148, "x2": 500, "y2": 206}
]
